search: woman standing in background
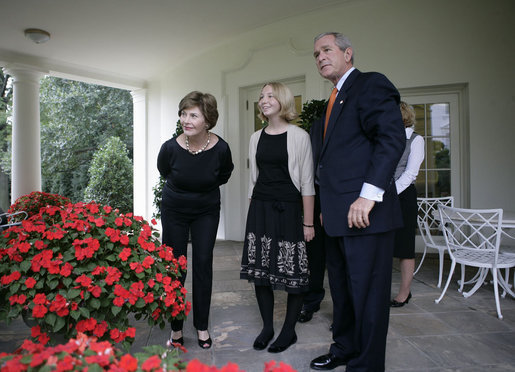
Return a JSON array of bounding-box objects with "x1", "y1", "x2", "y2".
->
[{"x1": 391, "y1": 101, "x2": 425, "y2": 307}]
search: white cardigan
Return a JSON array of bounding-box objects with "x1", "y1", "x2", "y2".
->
[{"x1": 248, "y1": 124, "x2": 315, "y2": 198}]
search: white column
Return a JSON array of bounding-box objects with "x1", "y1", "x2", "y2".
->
[
  {"x1": 4, "y1": 67, "x2": 44, "y2": 204},
  {"x1": 131, "y1": 89, "x2": 147, "y2": 218}
]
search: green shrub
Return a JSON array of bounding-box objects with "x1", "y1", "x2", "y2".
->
[{"x1": 84, "y1": 136, "x2": 133, "y2": 213}]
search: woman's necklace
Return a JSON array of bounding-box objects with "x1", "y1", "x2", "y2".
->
[{"x1": 185, "y1": 132, "x2": 210, "y2": 155}]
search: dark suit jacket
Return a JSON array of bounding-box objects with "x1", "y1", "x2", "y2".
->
[{"x1": 311, "y1": 69, "x2": 405, "y2": 237}]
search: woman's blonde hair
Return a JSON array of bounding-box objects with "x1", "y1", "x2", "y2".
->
[
  {"x1": 257, "y1": 82, "x2": 298, "y2": 123},
  {"x1": 400, "y1": 101, "x2": 416, "y2": 128}
]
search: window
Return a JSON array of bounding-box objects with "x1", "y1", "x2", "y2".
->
[{"x1": 401, "y1": 84, "x2": 469, "y2": 206}]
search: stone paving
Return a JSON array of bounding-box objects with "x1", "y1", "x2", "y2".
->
[{"x1": 1, "y1": 240, "x2": 515, "y2": 371}]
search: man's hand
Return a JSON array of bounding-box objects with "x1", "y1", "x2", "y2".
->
[{"x1": 348, "y1": 197, "x2": 375, "y2": 229}]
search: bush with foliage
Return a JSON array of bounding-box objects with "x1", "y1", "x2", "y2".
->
[
  {"x1": 0, "y1": 332, "x2": 297, "y2": 371},
  {"x1": 152, "y1": 120, "x2": 183, "y2": 219},
  {"x1": 84, "y1": 136, "x2": 133, "y2": 214},
  {"x1": 7, "y1": 191, "x2": 71, "y2": 222},
  {"x1": 0, "y1": 194, "x2": 189, "y2": 350},
  {"x1": 297, "y1": 99, "x2": 327, "y2": 133}
]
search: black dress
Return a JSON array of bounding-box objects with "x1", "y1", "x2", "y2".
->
[
  {"x1": 240, "y1": 130, "x2": 309, "y2": 293},
  {"x1": 393, "y1": 184, "x2": 417, "y2": 259}
]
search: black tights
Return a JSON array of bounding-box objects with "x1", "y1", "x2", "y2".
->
[{"x1": 254, "y1": 285, "x2": 303, "y2": 347}]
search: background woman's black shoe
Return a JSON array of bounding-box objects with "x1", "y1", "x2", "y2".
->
[
  {"x1": 390, "y1": 292, "x2": 412, "y2": 308},
  {"x1": 298, "y1": 309, "x2": 315, "y2": 323},
  {"x1": 267, "y1": 334, "x2": 297, "y2": 353},
  {"x1": 253, "y1": 332, "x2": 274, "y2": 350}
]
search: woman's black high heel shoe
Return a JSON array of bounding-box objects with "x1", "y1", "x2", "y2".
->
[
  {"x1": 197, "y1": 330, "x2": 212, "y2": 349},
  {"x1": 390, "y1": 292, "x2": 412, "y2": 307},
  {"x1": 167, "y1": 331, "x2": 184, "y2": 347}
]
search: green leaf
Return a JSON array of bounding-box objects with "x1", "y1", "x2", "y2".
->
[
  {"x1": 62, "y1": 277, "x2": 73, "y2": 287},
  {"x1": 135, "y1": 298, "x2": 145, "y2": 309},
  {"x1": 20, "y1": 260, "x2": 31, "y2": 273},
  {"x1": 48, "y1": 279, "x2": 59, "y2": 290},
  {"x1": 87, "y1": 364, "x2": 103, "y2": 372},
  {"x1": 45, "y1": 312, "x2": 57, "y2": 327},
  {"x1": 105, "y1": 254, "x2": 116, "y2": 262},
  {"x1": 54, "y1": 316, "x2": 66, "y2": 332},
  {"x1": 10, "y1": 283, "x2": 20, "y2": 294},
  {"x1": 70, "y1": 310, "x2": 80, "y2": 320},
  {"x1": 67, "y1": 288, "x2": 81, "y2": 299},
  {"x1": 79, "y1": 307, "x2": 90, "y2": 318},
  {"x1": 111, "y1": 306, "x2": 122, "y2": 316},
  {"x1": 89, "y1": 298, "x2": 101, "y2": 310}
]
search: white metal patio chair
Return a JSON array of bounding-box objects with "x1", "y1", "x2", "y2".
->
[
  {"x1": 414, "y1": 196, "x2": 454, "y2": 287},
  {"x1": 0, "y1": 210, "x2": 28, "y2": 232},
  {"x1": 434, "y1": 205, "x2": 515, "y2": 319}
]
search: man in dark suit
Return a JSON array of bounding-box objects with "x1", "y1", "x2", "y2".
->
[{"x1": 309, "y1": 32, "x2": 405, "y2": 371}]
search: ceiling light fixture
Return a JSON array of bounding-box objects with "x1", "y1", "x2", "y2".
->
[{"x1": 24, "y1": 28, "x2": 51, "y2": 44}]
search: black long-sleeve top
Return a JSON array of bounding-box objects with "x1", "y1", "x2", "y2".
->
[{"x1": 157, "y1": 136, "x2": 234, "y2": 213}]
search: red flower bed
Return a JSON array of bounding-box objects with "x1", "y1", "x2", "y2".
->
[{"x1": 0, "y1": 193, "x2": 189, "y2": 349}]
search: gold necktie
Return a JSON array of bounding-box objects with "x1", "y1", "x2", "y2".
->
[{"x1": 324, "y1": 87, "x2": 338, "y2": 139}]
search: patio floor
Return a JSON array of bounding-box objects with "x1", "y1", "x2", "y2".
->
[{"x1": 1, "y1": 240, "x2": 515, "y2": 371}]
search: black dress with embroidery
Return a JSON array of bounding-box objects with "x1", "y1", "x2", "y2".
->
[{"x1": 240, "y1": 130, "x2": 309, "y2": 293}]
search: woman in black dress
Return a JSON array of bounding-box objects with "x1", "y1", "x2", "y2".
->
[
  {"x1": 157, "y1": 91, "x2": 233, "y2": 348},
  {"x1": 241, "y1": 82, "x2": 315, "y2": 353}
]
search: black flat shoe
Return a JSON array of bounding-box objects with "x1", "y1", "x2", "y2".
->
[
  {"x1": 390, "y1": 292, "x2": 412, "y2": 308},
  {"x1": 253, "y1": 332, "x2": 274, "y2": 350},
  {"x1": 310, "y1": 353, "x2": 350, "y2": 370},
  {"x1": 267, "y1": 334, "x2": 297, "y2": 353},
  {"x1": 298, "y1": 309, "x2": 315, "y2": 323}
]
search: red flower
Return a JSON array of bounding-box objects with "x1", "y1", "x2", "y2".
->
[
  {"x1": 142, "y1": 256, "x2": 155, "y2": 269},
  {"x1": 119, "y1": 354, "x2": 138, "y2": 371},
  {"x1": 129, "y1": 262, "x2": 144, "y2": 274},
  {"x1": 119, "y1": 248, "x2": 131, "y2": 261},
  {"x1": 85, "y1": 354, "x2": 110, "y2": 367},
  {"x1": 143, "y1": 293, "x2": 154, "y2": 304},
  {"x1": 32, "y1": 304, "x2": 48, "y2": 318},
  {"x1": 92, "y1": 216, "x2": 105, "y2": 227},
  {"x1": 89, "y1": 285, "x2": 102, "y2": 298},
  {"x1": 141, "y1": 355, "x2": 161, "y2": 371},
  {"x1": 178, "y1": 255, "x2": 187, "y2": 270},
  {"x1": 60, "y1": 262, "x2": 73, "y2": 277},
  {"x1": 115, "y1": 217, "x2": 123, "y2": 227},
  {"x1": 93, "y1": 321, "x2": 108, "y2": 337},
  {"x1": 76, "y1": 318, "x2": 97, "y2": 332},
  {"x1": 113, "y1": 297, "x2": 125, "y2": 307},
  {"x1": 120, "y1": 234, "x2": 130, "y2": 246},
  {"x1": 25, "y1": 277, "x2": 37, "y2": 288},
  {"x1": 49, "y1": 294, "x2": 69, "y2": 316},
  {"x1": 75, "y1": 274, "x2": 92, "y2": 287},
  {"x1": 33, "y1": 293, "x2": 47, "y2": 305},
  {"x1": 1, "y1": 271, "x2": 21, "y2": 285}
]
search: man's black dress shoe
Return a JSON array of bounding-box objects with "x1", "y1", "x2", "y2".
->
[
  {"x1": 298, "y1": 309, "x2": 315, "y2": 323},
  {"x1": 310, "y1": 353, "x2": 349, "y2": 370},
  {"x1": 390, "y1": 292, "x2": 412, "y2": 308}
]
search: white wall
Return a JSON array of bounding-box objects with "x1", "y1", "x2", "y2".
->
[{"x1": 147, "y1": 0, "x2": 515, "y2": 240}]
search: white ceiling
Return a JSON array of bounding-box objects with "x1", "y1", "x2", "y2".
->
[{"x1": 0, "y1": 0, "x2": 346, "y2": 87}]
